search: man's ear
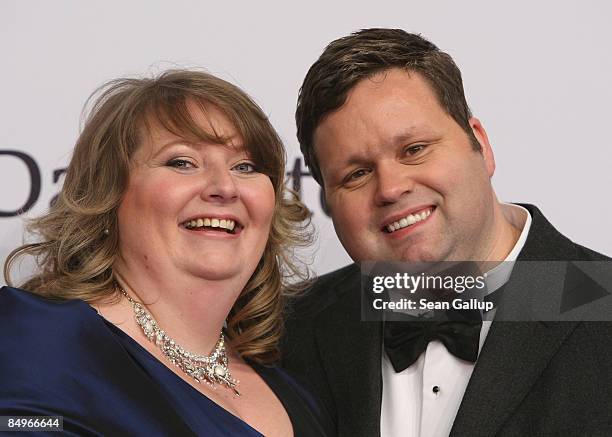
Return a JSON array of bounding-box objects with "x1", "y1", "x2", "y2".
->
[{"x1": 470, "y1": 117, "x2": 495, "y2": 178}]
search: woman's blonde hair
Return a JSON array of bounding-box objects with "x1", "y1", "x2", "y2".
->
[{"x1": 4, "y1": 70, "x2": 312, "y2": 364}]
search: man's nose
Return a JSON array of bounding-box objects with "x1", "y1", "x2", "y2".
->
[
  {"x1": 374, "y1": 161, "x2": 415, "y2": 206},
  {"x1": 200, "y1": 167, "x2": 239, "y2": 203}
]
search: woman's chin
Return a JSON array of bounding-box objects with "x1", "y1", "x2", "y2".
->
[{"x1": 183, "y1": 261, "x2": 247, "y2": 283}]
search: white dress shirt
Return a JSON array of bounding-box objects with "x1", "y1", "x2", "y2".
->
[{"x1": 380, "y1": 204, "x2": 532, "y2": 437}]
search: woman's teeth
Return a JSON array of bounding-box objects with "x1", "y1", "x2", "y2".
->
[{"x1": 184, "y1": 218, "x2": 237, "y2": 232}]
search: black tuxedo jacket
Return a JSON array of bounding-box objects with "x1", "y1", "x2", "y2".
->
[{"x1": 281, "y1": 204, "x2": 612, "y2": 436}]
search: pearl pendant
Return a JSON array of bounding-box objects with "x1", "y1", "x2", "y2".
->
[{"x1": 214, "y1": 365, "x2": 226, "y2": 377}]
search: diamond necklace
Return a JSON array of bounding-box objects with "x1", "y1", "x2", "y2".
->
[{"x1": 118, "y1": 286, "x2": 240, "y2": 396}]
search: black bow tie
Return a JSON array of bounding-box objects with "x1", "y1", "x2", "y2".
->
[
  {"x1": 382, "y1": 280, "x2": 507, "y2": 372},
  {"x1": 383, "y1": 317, "x2": 482, "y2": 372}
]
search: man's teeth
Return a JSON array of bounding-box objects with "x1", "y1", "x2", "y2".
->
[
  {"x1": 386, "y1": 209, "x2": 432, "y2": 233},
  {"x1": 184, "y1": 218, "x2": 236, "y2": 231}
]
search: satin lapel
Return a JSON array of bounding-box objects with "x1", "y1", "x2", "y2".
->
[{"x1": 315, "y1": 271, "x2": 383, "y2": 437}]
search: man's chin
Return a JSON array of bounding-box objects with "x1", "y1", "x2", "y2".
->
[
  {"x1": 397, "y1": 247, "x2": 447, "y2": 263},
  {"x1": 348, "y1": 243, "x2": 449, "y2": 264}
]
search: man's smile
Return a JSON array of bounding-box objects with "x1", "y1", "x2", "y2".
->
[{"x1": 383, "y1": 206, "x2": 435, "y2": 234}]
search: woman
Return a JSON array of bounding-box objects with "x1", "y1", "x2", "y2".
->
[{"x1": 0, "y1": 70, "x2": 330, "y2": 436}]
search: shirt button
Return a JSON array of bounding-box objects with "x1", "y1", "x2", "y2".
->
[{"x1": 432, "y1": 385, "x2": 440, "y2": 395}]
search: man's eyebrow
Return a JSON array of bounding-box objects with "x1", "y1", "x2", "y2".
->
[
  {"x1": 336, "y1": 154, "x2": 371, "y2": 168},
  {"x1": 387, "y1": 126, "x2": 431, "y2": 145}
]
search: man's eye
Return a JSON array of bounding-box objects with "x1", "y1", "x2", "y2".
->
[
  {"x1": 233, "y1": 162, "x2": 257, "y2": 173},
  {"x1": 166, "y1": 159, "x2": 195, "y2": 169},
  {"x1": 347, "y1": 168, "x2": 370, "y2": 181},
  {"x1": 405, "y1": 145, "x2": 426, "y2": 156}
]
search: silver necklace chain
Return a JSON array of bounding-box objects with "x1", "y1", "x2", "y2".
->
[{"x1": 118, "y1": 286, "x2": 240, "y2": 396}]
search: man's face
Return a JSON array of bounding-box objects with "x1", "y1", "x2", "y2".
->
[{"x1": 314, "y1": 68, "x2": 497, "y2": 263}]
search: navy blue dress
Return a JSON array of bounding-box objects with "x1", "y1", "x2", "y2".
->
[{"x1": 0, "y1": 287, "x2": 333, "y2": 436}]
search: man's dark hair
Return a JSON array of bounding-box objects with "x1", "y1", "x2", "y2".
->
[{"x1": 296, "y1": 28, "x2": 481, "y2": 186}]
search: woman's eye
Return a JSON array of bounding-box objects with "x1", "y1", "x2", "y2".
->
[
  {"x1": 166, "y1": 159, "x2": 195, "y2": 169},
  {"x1": 405, "y1": 145, "x2": 426, "y2": 156},
  {"x1": 233, "y1": 162, "x2": 257, "y2": 173}
]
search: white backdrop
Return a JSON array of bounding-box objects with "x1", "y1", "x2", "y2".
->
[{"x1": 1, "y1": 0, "x2": 611, "y2": 285}]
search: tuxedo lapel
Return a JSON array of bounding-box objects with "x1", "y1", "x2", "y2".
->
[
  {"x1": 452, "y1": 204, "x2": 582, "y2": 435},
  {"x1": 450, "y1": 321, "x2": 578, "y2": 436},
  {"x1": 315, "y1": 268, "x2": 383, "y2": 437}
]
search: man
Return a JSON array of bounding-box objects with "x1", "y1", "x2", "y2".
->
[{"x1": 282, "y1": 29, "x2": 612, "y2": 437}]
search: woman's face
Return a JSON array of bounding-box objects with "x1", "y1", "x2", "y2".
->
[{"x1": 116, "y1": 101, "x2": 275, "y2": 285}]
